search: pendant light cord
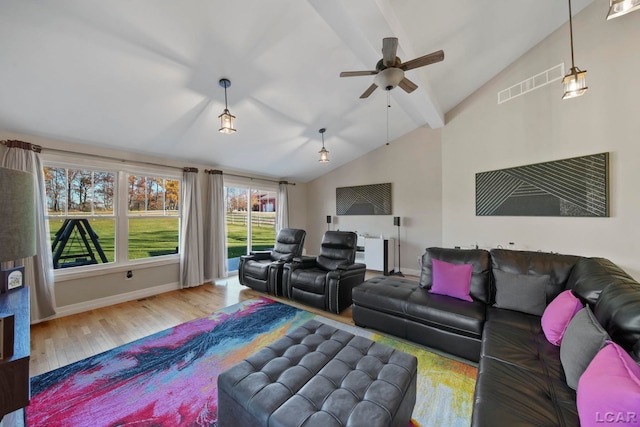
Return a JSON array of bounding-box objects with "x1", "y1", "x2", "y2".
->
[
  {"x1": 386, "y1": 89, "x2": 391, "y2": 145},
  {"x1": 224, "y1": 85, "x2": 229, "y2": 110},
  {"x1": 568, "y1": 0, "x2": 575, "y2": 69}
]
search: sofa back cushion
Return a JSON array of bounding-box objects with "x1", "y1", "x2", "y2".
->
[
  {"x1": 490, "y1": 249, "x2": 580, "y2": 306},
  {"x1": 593, "y1": 280, "x2": 640, "y2": 355},
  {"x1": 316, "y1": 231, "x2": 357, "y2": 271},
  {"x1": 567, "y1": 257, "x2": 636, "y2": 307},
  {"x1": 271, "y1": 228, "x2": 307, "y2": 262},
  {"x1": 420, "y1": 247, "x2": 491, "y2": 303}
]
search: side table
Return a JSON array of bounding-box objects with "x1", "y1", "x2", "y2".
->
[{"x1": 0, "y1": 287, "x2": 30, "y2": 420}]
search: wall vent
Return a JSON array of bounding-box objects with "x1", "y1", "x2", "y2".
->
[{"x1": 498, "y1": 63, "x2": 565, "y2": 104}]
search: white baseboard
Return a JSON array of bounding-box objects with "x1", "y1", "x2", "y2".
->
[{"x1": 53, "y1": 282, "x2": 181, "y2": 320}]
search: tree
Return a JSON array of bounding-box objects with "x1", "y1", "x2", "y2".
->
[
  {"x1": 44, "y1": 167, "x2": 66, "y2": 213},
  {"x1": 94, "y1": 172, "x2": 115, "y2": 213},
  {"x1": 166, "y1": 179, "x2": 179, "y2": 210}
]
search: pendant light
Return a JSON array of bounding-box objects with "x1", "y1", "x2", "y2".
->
[
  {"x1": 562, "y1": 0, "x2": 588, "y2": 100},
  {"x1": 318, "y1": 128, "x2": 329, "y2": 163},
  {"x1": 607, "y1": 0, "x2": 640, "y2": 20},
  {"x1": 218, "y1": 78, "x2": 236, "y2": 134}
]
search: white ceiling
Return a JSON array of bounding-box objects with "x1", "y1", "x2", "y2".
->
[{"x1": 0, "y1": 0, "x2": 594, "y2": 182}]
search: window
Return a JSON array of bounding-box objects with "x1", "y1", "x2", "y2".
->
[
  {"x1": 45, "y1": 167, "x2": 116, "y2": 269},
  {"x1": 44, "y1": 161, "x2": 181, "y2": 271},
  {"x1": 127, "y1": 175, "x2": 180, "y2": 260},
  {"x1": 224, "y1": 183, "x2": 277, "y2": 272}
]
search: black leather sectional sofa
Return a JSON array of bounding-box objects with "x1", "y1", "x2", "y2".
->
[{"x1": 352, "y1": 247, "x2": 640, "y2": 426}]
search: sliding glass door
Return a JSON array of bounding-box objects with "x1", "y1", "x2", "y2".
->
[{"x1": 224, "y1": 184, "x2": 277, "y2": 272}]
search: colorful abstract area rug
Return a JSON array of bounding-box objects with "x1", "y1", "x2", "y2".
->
[{"x1": 27, "y1": 298, "x2": 477, "y2": 427}]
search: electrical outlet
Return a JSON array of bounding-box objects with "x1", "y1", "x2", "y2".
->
[{"x1": 126, "y1": 270, "x2": 133, "y2": 280}]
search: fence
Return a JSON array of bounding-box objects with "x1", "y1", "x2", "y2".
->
[{"x1": 227, "y1": 212, "x2": 276, "y2": 228}]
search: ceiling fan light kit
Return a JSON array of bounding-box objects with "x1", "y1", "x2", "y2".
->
[
  {"x1": 318, "y1": 128, "x2": 329, "y2": 163},
  {"x1": 374, "y1": 68, "x2": 405, "y2": 91},
  {"x1": 607, "y1": 0, "x2": 640, "y2": 19},
  {"x1": 340, "y1": 37, "x2": 444, "y2": 99},
  {"x1": 218, "y1": 78, "x2": 236, "y2": 134},
  {"x1": 562, "y1": 0, "x2": 588, "y2": 100}
]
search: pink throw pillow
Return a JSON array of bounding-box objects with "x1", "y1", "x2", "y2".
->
[
  {"x1": 428, "y1": 259, "x2": 473, "y2": 302},
  {"x1": 541, "y1": 290, "x2": 583, "y2": 346},
  {"x1": 577, "y1": 341, "x2": 640, "y2": 427}
]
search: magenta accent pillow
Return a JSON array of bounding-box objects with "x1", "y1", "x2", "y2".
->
[
  {"x1": 541, "y1": 290, "x2": 583, "y2": 346},
  {"x1": 428, "y1": 259, "x2": 473, "y2": 302},
  {"x1": 577, "y1": 341, "x2": 640, "y2": 427}
]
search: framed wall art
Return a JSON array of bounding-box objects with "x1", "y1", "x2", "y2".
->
[
  {"x1": 476, "y1": 152, "x2": 609, "y2": 217},
  {"x1": 336, "y1": 183, "x2": 392, "y2": 215}
]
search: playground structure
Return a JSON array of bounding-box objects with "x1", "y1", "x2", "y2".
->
[{"x1": 51, "y1": 219, "x2": 108, "y2": 268}]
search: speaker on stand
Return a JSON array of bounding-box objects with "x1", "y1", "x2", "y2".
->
[
  {"x1": 391, "y1": 216, "x2": 404, "y2": 277},
  {"x1": 326, "y1": 215, "x2": 332, "y2": 231}
]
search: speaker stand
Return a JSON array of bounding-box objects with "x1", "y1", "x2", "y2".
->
[{"x1": 390, "y1": 223, "x2": 404, "y2": 277}]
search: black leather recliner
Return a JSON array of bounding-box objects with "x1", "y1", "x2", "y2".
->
[
  {"x1": 238, "y1": 228, "x2": 306, "y2": 295},
  {"x1": 283, "y1": 231, "x2": 366, "y2": 314}
]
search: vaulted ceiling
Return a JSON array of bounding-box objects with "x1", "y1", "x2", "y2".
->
[{"x1": 0, "y1": 0, "x2": 594, "y2": 182}]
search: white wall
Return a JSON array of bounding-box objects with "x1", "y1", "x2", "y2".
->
[
  {"x1": 441, "y1": 1, "x2": 640, "y2": 279},
  {"x1": 0, "y1": 130, "x2": 308, "y2": 313},
  {"x1": 306, "y1": 126, "x2": 442, "y2": 275}
]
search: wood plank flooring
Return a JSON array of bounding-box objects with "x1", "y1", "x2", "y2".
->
[{"x1": 29, "y1": 275, "x2": 361, "y2": 377}]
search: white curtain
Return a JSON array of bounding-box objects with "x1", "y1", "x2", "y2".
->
[
  {"x1": 276, "y1": 181, "x2": 289, "y2": 234},
  {"x1": 204, "y1": 170, "x2": 227, "y2": 282},
  {"x1": 179, "y1": 168, "x2": 204, "y2": 288},
  {"x1": 2, "y1": 141, "x2": 56, "y2": 322}
]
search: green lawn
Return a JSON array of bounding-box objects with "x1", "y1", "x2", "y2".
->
[
  {"x1": 48, "y1": 217, "x2": 179, "y2": 267},
  {"x1": 48, "y1": 212, "x2": 275, "y2": 268},
  {"x1": 226, "y1": 212, "x2": 276, "y2": 259}
]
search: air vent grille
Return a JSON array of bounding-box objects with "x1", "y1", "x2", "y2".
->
[{"x1": 498, "y1": 63, "x2": 565, "y2": 104}]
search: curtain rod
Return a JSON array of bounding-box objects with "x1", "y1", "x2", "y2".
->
[
  {"x1": 2, "y1": 141, "x2": 296, "y2": 184},
  {"x1": 205, "y1": 169, "x2": 296, "y2": 186},
  {"x1": 37, "y1": 146, "x2": 185, "y2": 171},
  {"x1": 0, "y1": 141, "x2": 296, "y2": 185}
]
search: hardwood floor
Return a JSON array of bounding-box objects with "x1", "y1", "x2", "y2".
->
[{"x1": 29, "y1": 275, "x2": 361, "y2": 377}]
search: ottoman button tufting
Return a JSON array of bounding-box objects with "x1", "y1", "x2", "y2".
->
[{"x1": 218, "y1": 319, "x2": 417, "y2": 427}]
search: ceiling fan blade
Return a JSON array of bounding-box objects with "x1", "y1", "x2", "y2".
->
[
  {"x1": 360, "y1": 83, "x2": 378, "y2": 99},
  {"x1": 382, "y1": 37, "x2": 398, "y2": 67},
  {"x1": 400, "y1": 50, "x2": 444, "y2": 71},
  {"x1": 398, "y1": 77, "x2": 418, "y2": 93},
  {"x1": 340, "y1": 70, "x2": 378, "y2": 77}
]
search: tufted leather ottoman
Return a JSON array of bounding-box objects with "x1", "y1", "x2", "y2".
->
[{"x1": 217, "y1": 319, "x2": 417, "y2": 427}]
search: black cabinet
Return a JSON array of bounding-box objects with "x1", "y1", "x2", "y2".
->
[{"x1": 0, "y1": 287, "x2": 30, "y2": 419}]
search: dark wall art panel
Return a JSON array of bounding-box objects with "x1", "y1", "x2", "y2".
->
[
  {"x1": 476, "y1": 153, "x2": 609, "y2": 217},
  {"x1": 336, "y1": 183, "x2": 392, "y2": 215}
]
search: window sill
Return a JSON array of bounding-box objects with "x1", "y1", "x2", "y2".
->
[{"x1": 53, "y1": 256, "x2": 180, "y2": 281}]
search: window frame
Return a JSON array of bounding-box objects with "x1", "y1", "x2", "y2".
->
[
  {"x1": 223, "y1": 176, "x2": 278, "y2": 271},
  {"x1": 43, "y1": 152, "x2": 182, "y2": 280}
]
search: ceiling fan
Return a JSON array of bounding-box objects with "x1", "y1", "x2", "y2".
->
[{"x1": 339, "y1": 37, "x2": 444, "y2": 99}]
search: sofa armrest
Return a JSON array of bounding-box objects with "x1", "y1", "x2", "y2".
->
[
  {"x1": 337, "y1": 262, "x2": 367, "y2": 272},
  {"x1": 247, "y1": 251, "x2": 272, "y2": 261}
]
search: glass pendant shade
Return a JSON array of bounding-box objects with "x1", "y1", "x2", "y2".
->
[
  {"x1": 319, "y1": 146, "x2": 329, "y2": 162},
  {"x1": 562, "y1": 0, "x2": 588, "y2": 100},
  {"x1": 607, "y1": 0, "x2": 640, "y2": 19},
  {"x1": 318, "y1": 127, "x2": 329, "y2": 162},
  {"x1": 562, "y1": 67, "x2": 588, "y2": 99},
  {"x1": 218, "y1": 78, "x2": 236, "y2": 134},
  {"x1": 218, "y1": 109, "x2": 236, "y2": 134}
]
